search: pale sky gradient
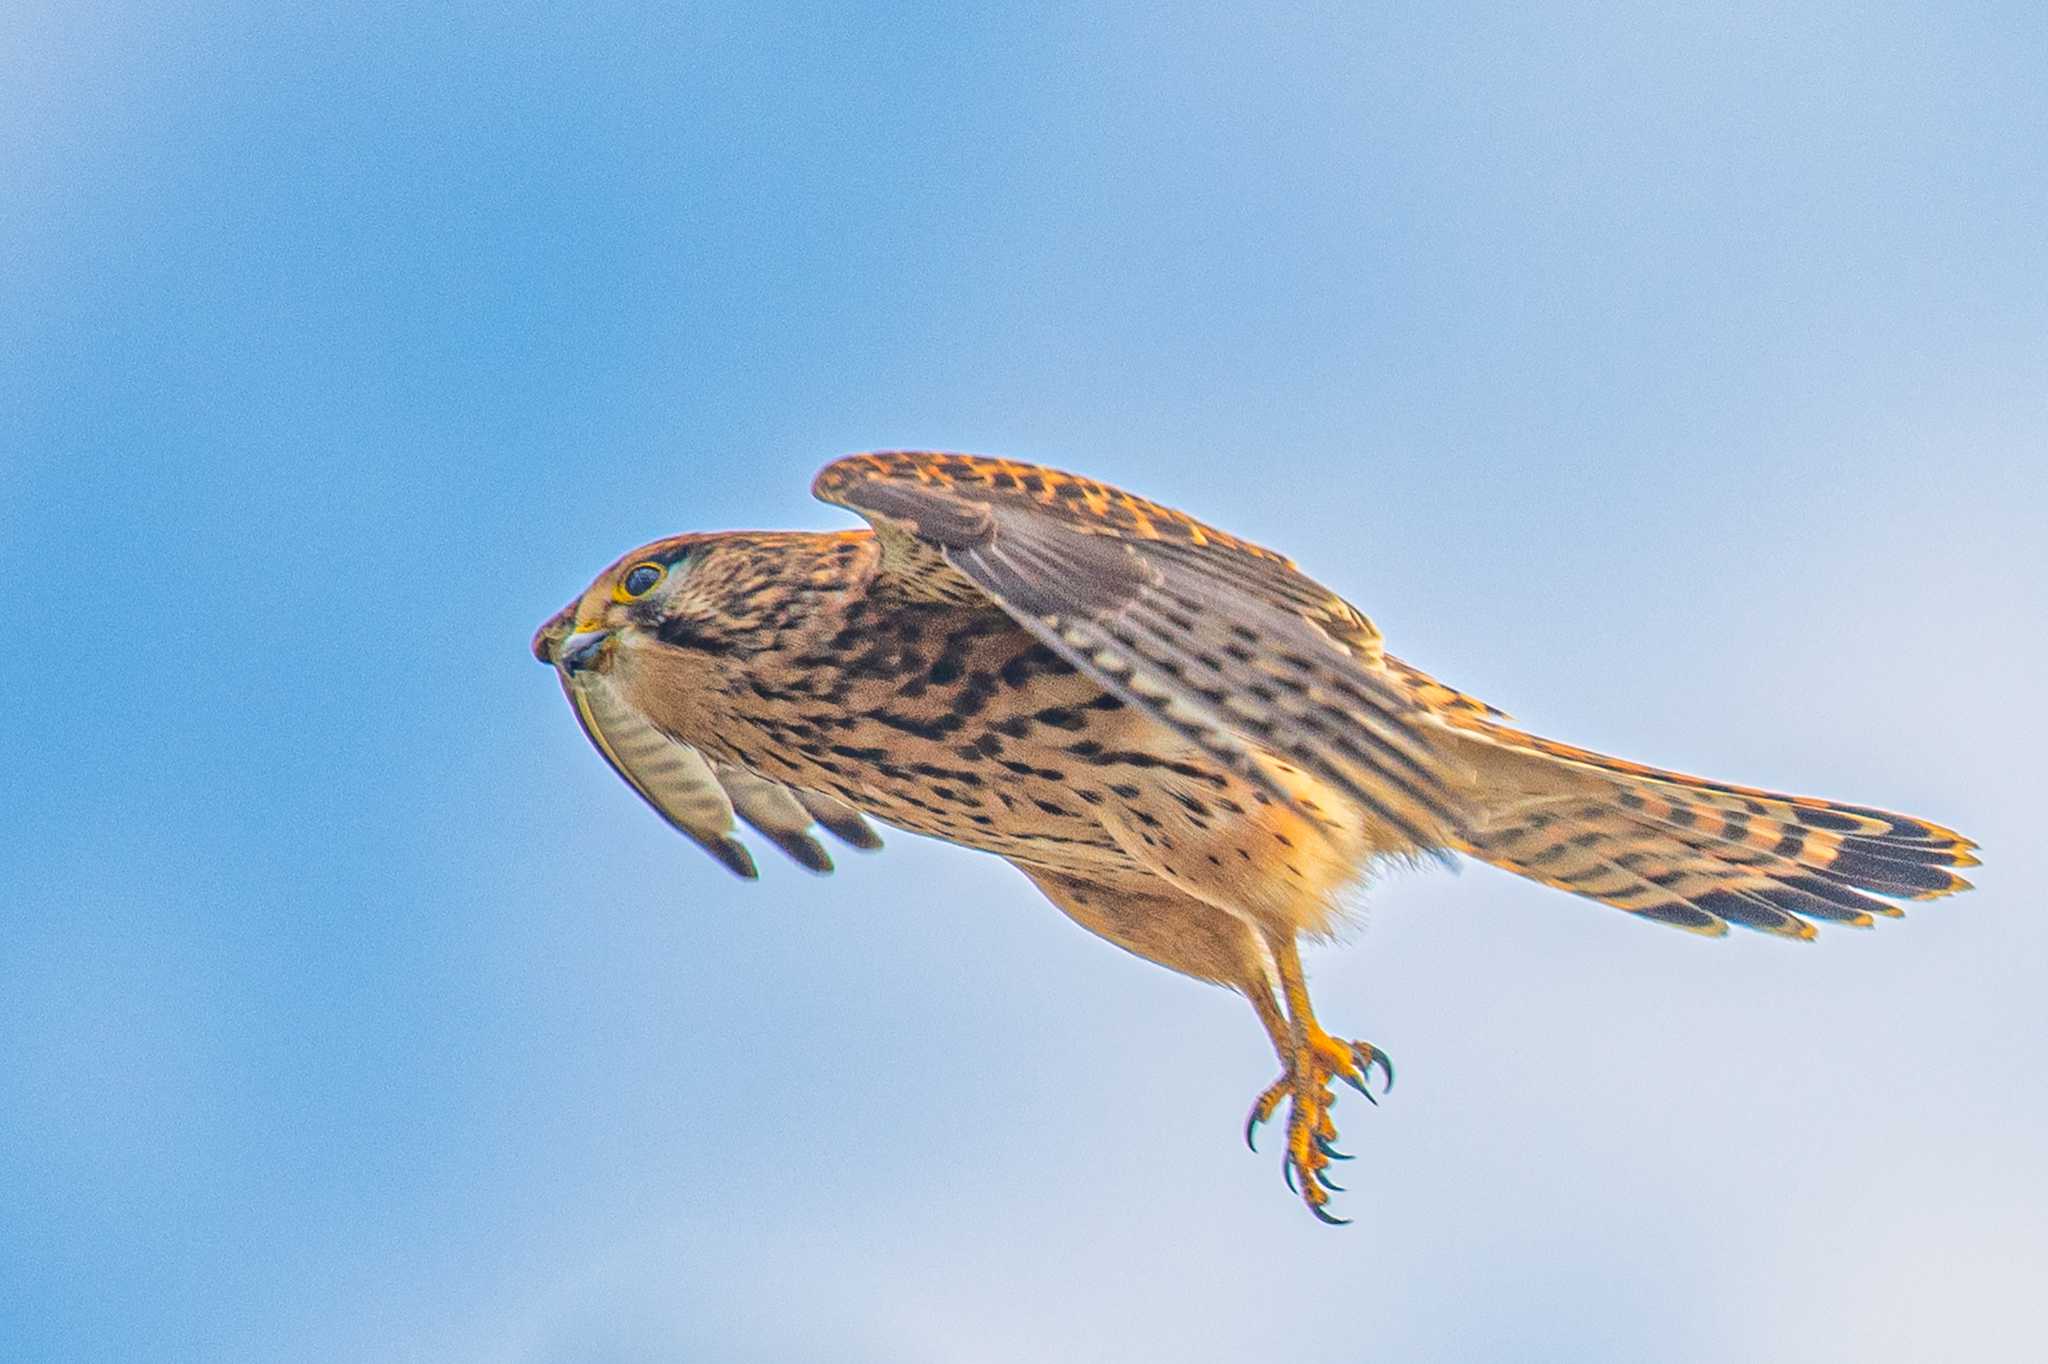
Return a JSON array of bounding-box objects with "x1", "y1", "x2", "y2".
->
[{"x1": 4, "y1": 4, "x2": 2044, "y2": 1361}]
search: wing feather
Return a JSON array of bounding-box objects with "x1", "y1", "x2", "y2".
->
[
  {"x1": 814, "y1": 452, "x2": 1468, "y2": 847},
  {"x1": 561, "y1": 674, "x2": 882, "y2": 877},
  {"x1": 562, "y1": 674, "x2": 759, "y2": 878},
  {"x1": 795, "y1": 789, "x2": 887, "y2": 851}
]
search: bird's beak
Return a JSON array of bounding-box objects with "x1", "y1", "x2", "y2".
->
[{"x1": 554, "y1": 629, "x2": 614, "y2": 674}]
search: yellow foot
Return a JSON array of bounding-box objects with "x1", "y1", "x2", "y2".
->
[{"x1": 1243, "y1": 1029, "x2": 1394, "y2": 1225}]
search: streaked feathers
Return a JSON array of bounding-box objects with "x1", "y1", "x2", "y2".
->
[
  {"x1": 559, "y1": 673, "x2": 882, "y2": 878},
  {"x1": 815, "y1": 450, "x2": 1973, "y2": 940},
  {"x1": 1441, "y1": 714, "x2": 1975, "y2": 938}
]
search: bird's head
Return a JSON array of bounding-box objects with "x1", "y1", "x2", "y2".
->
[
  {"x1": 529, "y1": 531, "x2": 738, "y2": 680},
  {"x1": 533, "y1": 529, "x2": 863, "y2": 679},
  {"x1": 534, "y1": 527, "x2": 871, "y2": 768}
]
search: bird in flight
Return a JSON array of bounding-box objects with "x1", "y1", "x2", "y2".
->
[{"x1": 532, "y1": 452, "x2": 1976, "y2": 1223}]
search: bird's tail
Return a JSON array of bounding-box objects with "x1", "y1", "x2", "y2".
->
[{"x1": 1436, "y1": 715, "x2": 1977, "y2": 938}]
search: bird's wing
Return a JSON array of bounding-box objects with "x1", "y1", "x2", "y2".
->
[
  {"x1": 813, "y1": 451, "x2": 1466, "y2": 846},
  {"x1": 560, "y1": 672, "x2": 882, "y2": 878},
  {"x1": 712, "y1": 760, "x2": 884, "y2": 872}
]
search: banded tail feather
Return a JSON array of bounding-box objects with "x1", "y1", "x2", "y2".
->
[{"x1": 1440, "y1": 716, "x2": 1976, "y2": 938}]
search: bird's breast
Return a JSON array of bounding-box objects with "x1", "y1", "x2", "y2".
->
[{"x1": 672, "y1": 596, "x2": 1380, "y2": 928}]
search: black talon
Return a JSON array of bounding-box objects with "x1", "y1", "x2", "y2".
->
[
  {"x1": 1245, "y1": 1108, "x2": 1268, "y2": 1153},
  {"x1": 1314, "y1": 1134, "x2": 1351, "y2": 1161},
  {"x1": 1309, "y1": 1200, "x2": 1352, "y2": 1227},
  {"x1": 1311, "y1": 1165, "x2": 1345, "y2": 1194},
  {"x1": 1356, "y1": 1046, "x2": 1394, "y2": 1094},
  {"x1": 1338, "y1": 1069, "x2": 1371, "y2": 1098},
  {"x1": 1283, "y1": 1156, "x2": 1298, "y2": 1195}
]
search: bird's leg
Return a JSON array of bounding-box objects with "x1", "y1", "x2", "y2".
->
[{"x1": 1242, "y1": 931, "x2": 1394, "y2": 1225}]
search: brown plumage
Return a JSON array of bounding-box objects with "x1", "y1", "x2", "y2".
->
[{"x1": 532, "y1": 451, "x2": 1976, "y2": 1223}]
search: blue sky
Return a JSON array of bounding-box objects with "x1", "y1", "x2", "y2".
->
[{"x1": 4, "y1": 3, "x2": 2044, "y2": 1359}]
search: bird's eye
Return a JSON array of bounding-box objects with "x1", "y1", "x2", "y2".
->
[{"x1": 620, "y1": 562, "x2": 664, "y2": 598}]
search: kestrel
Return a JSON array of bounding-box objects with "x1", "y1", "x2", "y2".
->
[{"x1": 532, "y1": 452, "x2": 1976, "y2": 1223}]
